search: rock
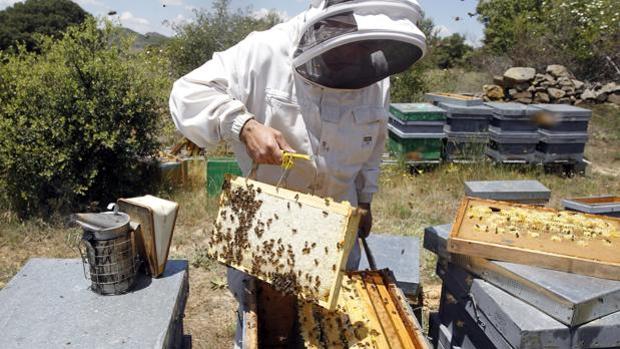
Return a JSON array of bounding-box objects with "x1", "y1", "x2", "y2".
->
[
  {"x1": 608, "y1": 92, "x2": 620, "y2": 105},
  {"x1": 528, "y1": 85, "x2": 537, "y2": 93},
  {"x1": 483, "y1": 84, "x2": 504, "y2": 100},
  {"x1": 558, "y1": 77, "x2": 574, "y2": 87},
  {"x1": 600, "y1": 82, "x2": 619, "y2": 94},
  {"x1": 548, "y1": 88, "x2": 566, "y2": 100},
  {"x1": 515, "y1": 98, "x2": 533, "y2": 104},
  {"x1": 493, "y1": 75, "x2": 504, "y2": 86},
  {"x1": 595, "y1": 91, "x2": 608, "y2": 103},
  {"x1": 572, "y1": 79, "x2": 585, "y2": 90},
  {"x1": 581, "y1": 89, "x2": 597, "y2": 100},
  {"x1": 543, "y1": 74, "x2": 556, "y2": 82},
  {"x1": 562, "y1": 86, "x2": 576, "y2": 95},
  {"x1": 558, "y1": 98, "x2": 572, "y2": 104},
  {"x1": 540, "y1": 81, "x2": 551, "y2": 88},
  {"x1": 504, "y1": 67, "x2": 536, "y2": 86},
  {"x1": 546, "y1": 65, "x2": 570, "y2": 78},
  {"x1": 514, "y1": 82, "x2": 531, "y2": 92},
  {"x1": 534, "y1": 92, "x2": 550, "y2": 103},
  {"x1": 535, "y1": 86, "x2": 548, "y2": 92},
  {"x1": 512, "y1": 91, "x2": 533, "y2": 99}
]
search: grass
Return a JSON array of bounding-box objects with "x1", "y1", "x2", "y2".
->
[{"x1": 0, "y1": 102, "x2": 618, "y2": 348}]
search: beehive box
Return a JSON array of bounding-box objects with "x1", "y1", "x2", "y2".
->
[
  {"x1": 426, "y1": 223, "x2": 620, "y2": 326},
  {"x1": 207, "y1": 176, "x2": 361, "y2": 310},
  {"x1": 389, "y1": 103, "x2": 446, "y2": 122},
  {"x1": 206, "y1": 157, "x2": 242, "y2": 196},
  {"x1": 424, "y1": 92, "x2": 484, "y2": 107},
  {"x1": 448, "y1": 197, "x2": 620, "y2": 280},
  {"x1": 388, "y1": 124, "x2": 444, "y2": 161},
  {"x1": 563, "y1": 196, "x2": 620, "y2": 218},
  {"x1": 297, "y1": 270, "x2": 430, "y2": 349}
]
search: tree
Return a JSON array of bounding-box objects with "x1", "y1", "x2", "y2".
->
[
  {"x1": 0, "y1": 0, "x2": 89, "y2": 52},
  {"x1": 476, "y1": 0, "x2": 620, "y2": 80},
  {"x1": 166, "y1": 0, "x2": 283, "y2": 78},
  {"x1": 434, "y1": 34, "x2": 473, "y2": 69},
  {"x1": 0, "y1": 19, "x2": 169, "y2": 217}
]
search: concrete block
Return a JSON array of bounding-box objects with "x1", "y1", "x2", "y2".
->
[
  {"x1": 359, "y1": 234, "x2": 420, "y2": 297},
  {"x1": 428, "y1": 224, "x2": 620, "y2": 326},
  {"x1": 0, "y1": 258, "x2": 189, "y2": 349},
  {"x1": 464, "y1": 180, "x2": 551, "y2": 204}
]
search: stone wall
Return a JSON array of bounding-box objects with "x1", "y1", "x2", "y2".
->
[{"x1": 483, "y1": 65, "x2": 619, "y2": 105}]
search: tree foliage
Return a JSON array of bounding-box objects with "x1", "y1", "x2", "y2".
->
[
  {"x1": 166, "y1": 0, "x2": 283, "y2": 78},
  {"x1": 434, "y1": 34, "x2": 473, "y2": 69},
  {"x1": 0, "y1": 19, "x2": 170, "y2": 217},
  {"x1": 0, "y1": 0, "x2": 89, "y2": 52},
  {"x1": 477, "y1": 0, "x2": 620, "y2": 80}
]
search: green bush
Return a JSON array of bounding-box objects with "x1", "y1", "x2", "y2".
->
[
  {"x1": 477, "y1": 0, "x2": 620, "y2": 80},
  {"x1": 0, "y1": 19, "x2": 170, "y2": 217}
]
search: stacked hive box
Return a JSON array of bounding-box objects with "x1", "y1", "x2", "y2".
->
[
  {"x1": 485, "y1": 102, "x2": 541, "y2": 163},
  {"x1": 439, "y1": 102, "x2": 494, "y2": 162},
  {"x1": 388, "y1": 103, "x2": 446, "y2": 163},
  {"x1": 532, "y1": 104, "x2": 592, "y2": 164},
  {"x1": 424, "y1": 223, "x2": 620, "y2": 349}
]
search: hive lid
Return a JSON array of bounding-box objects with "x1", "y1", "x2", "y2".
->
[
  {"x1": 532, "y1": 104, "x2": 593, "y2": 119},
  {"x1": 538, "y1": 129, "x2": 589, "y2": 143},
  {"x1": 438, "y1": 102, "x2": 493, "y2": 115},
  {"x1": 388, "y1": 123, "x2": 444, "y2": 139},
  {"x1": 75, "y1": 211, "x2": 131, "y2": 240},
  {"x1": 465, "y1": 180, "x2": 551, "y2": 201},
  {"x1": 485, "y1": 102, "x2": 541, "y2": 117},
  {"x1": 389, "y1": 103, "x2": 446, "y2": 121}
]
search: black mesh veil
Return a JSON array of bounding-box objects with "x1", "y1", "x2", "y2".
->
[{"x1": 296, "y1": 39, "x2": 423, "y2": 89}]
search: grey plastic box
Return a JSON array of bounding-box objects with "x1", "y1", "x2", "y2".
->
[
  {"x1": 438, "y1": 264, "x2": 572, "y2": 349},
  {"x1": 572, "y1": 311, "x2": 620, "y2": 349},
  {"x1": 488, "y1": 126, "x2": 540, "y2": 155},
  {"x1": 490, "y1": 114, "x2": 539, "y2": 132},
  {"x1": 537, "y1": 129, "x2": 588, "y2": 155},
  {"x1": 485, "y1": 102, "x2": 541, "y2": 118},
  {"x1": 439, "y1": 102, "x2": 493, "y2": 133},
  {"x1": 464, "y1": 180, "x2": 551, "y2": 204},
  {"x1": 533, "y1": 104, "x2": 592, "y2": 133},
  {"x1": 563, "y1": 196, "x2": 620, "y2": 218},
  {"x1": 426, "y1": 224, "x2": 620, "y2": 326},
  {"x1": 358, "y1": 234, "x2": 420, "y2": 297},
  {"x1": 0, "y1": 258, "x2": 189, "y2": 349},
  {"x1": 388, "y1": 115, "x2": 445, "y2": 134}
]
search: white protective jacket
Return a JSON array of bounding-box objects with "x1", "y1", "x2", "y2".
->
[{"x1": 170, "y1": 0, "x2": 426, "y2": 205}]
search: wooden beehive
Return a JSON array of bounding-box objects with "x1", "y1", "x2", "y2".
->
[
  {"x1": 207, "y1": 175, "x2": 361, "y2": 310},
  {"x1": 297, "y1": 270, "x2": 430, "y2": 349},
  {"x1": 448, "y1": 197, "x2": 620, "y2": 280}
]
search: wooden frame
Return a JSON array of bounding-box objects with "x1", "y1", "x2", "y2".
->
[
  {"x1": 297, "y1": 270, "x2": 430, "y2": 349},
  {"x1": 117, "y1": 198, "x2": 179, "y2": 277},
  {"x1": 208, "y1": 175, "x2": 361, "y2": 310},
  {"x1": 448, "y1": 197, "x2": 620, "y2": 281}
]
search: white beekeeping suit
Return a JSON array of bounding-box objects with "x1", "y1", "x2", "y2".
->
[
  {"x1": 170, "y1": 0, "x2": 426, "y2": 207},
  {"x1": 169, "y1": 1, "x2": 426, "y2": 347}
]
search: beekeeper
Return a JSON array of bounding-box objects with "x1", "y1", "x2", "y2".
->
[{"x1": 170, "y1": 0, "x2": 426, "y2": 345}]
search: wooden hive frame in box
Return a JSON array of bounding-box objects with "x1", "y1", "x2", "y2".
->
[
  {"x1": 207, "y1": 175, "x2": 362, "y2": 310},
  {"x1": 448, "y1": 197, "x2": 620, "y2": 280},
  {"x1": 297, "y1": 270, "x2": 430, "y2": 349}
]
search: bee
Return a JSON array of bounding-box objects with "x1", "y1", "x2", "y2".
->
[
  {"x1": 311, "y1": 242, "x2": 316, "y2": 248},
  {"x1": 287, "y1": 202, "x2": 291, "y2": 210},
  {"x1": 314, "y1": 259, "x2": 319, "y2": 266},
  {"x1": 324, "y1": 198, "x2": 330, "y2": 206},
  {"x1": 295, "y1": 193, "x2": 300, "y2": 200},
  {"x1": 257, "y1": 187, "x2": 262, "y2": 194},
  {"x1": 324, "y1": 246, "x2": 329, "y2": 254},
  {"x1": 292, "y1": 229, "x2": 297, "y2": 234},
  {"x1": 322, "y1": 211, "x2": 329, "y2": 217},
  {"x1": 274, "y1": 213, "x2": 279, "y2": 220},
  {"x1": 332, "y1": 264, "x2": 336, "y2": 272}
]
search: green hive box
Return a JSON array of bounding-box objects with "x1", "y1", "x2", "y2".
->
[
  {"x1": 388, "y1": 126, "x2": 443, "y2": 161},
  {"x1": 389, "y1": 103, "x2": 447, "y2": 122},
  {"x1": 206, "y1": 157, "x2": 243, "y2": 197}
]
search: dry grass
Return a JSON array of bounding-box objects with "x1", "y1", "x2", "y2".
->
[{"x1": 0, "y1": 104, "x2": 618, "y2": 347}]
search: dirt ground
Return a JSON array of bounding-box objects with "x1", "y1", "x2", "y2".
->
[{"x1": 0, "y1": 104, "x2": 618, "y2": 349}]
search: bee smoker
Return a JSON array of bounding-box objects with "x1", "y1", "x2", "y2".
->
[{"x1": 75, "y1": 205, "x2": 138, "y2": 295}]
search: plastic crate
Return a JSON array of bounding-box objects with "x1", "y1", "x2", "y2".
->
[
  {"x1": 439, "y1": 102, "x2": 493, "y2": 133},
  {"x1": 388, "y1": 124, "x2": 443, "y2": 161},
  {"x1": 488, "y1": 127, "x2": 539, "y2": 156},
  {"x1": 206, "y1": 157, "x2": 243, "y2": 197},
  {"x1": 485, "y1": 102, "x2": 541, "y2": 119},
  {"x1": 537, "y1": 130, "x2": 588, "y2": 154},
  {"x1": 388, "y1": 115, "x2": 445, "y2": 133},
  {"x1": 533, "y1": 104, "x2": 592, "y2": 133},
  {"x1": 490, "y1": 114, "x2": 538, "y2": 133},
  {"x1": 389, "y1": 103, "x2": 446, "y2": 122}
]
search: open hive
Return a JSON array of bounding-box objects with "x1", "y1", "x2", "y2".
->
[
  {"x1": 298, "y1": 270, "x2": 430, "y2": 349},
  {"x1": 207, "y1": 175, "x2": 361, "y2": 310},
  {"x1": 448, "y1": 197, "x2": 620, "y2": 280}
]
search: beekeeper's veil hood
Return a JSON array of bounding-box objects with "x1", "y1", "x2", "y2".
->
[{"x1": 294, "y1": 0, "x2": 427, "y2": 90}]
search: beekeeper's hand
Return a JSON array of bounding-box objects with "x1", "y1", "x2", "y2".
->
[
  {"x1": 240, "y1": 119, "x2": 295, "y2": 165},
  {"x1": 358, "y1": 202, "x2": 372, "y2": 238}
]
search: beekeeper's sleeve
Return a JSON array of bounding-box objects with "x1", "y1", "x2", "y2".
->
[{"x1": 169, "y1": 36, "x2": 259, "y2": 147}]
